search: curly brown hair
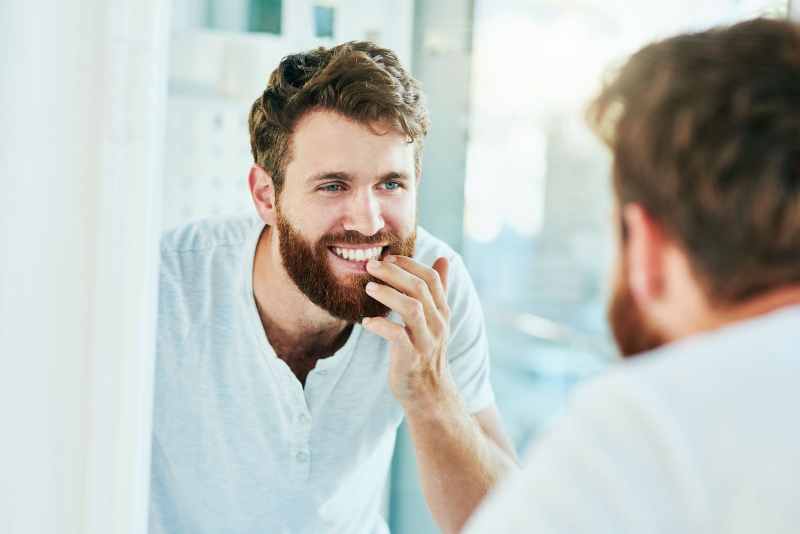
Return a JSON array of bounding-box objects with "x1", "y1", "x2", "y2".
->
[
  {"x1": 588, "y1": 18, "x2": 800, "y2": 305},
  {"x1": 248, "y1": 41, "x2": 429, "y2": 195}
]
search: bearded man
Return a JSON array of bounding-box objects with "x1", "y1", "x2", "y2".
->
[
  {"x1": 465, "y1": 18, "x2": 800, "y2": 534},
  {"x1": 149, "y1": 41, "x2": 516, "y2": 534}
]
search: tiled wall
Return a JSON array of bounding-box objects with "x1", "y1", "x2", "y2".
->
[{"x1": 162, "y1": 93, "x2": 253, "y2": 230}]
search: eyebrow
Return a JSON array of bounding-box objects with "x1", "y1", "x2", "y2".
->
[
  {"x1": 306, "y1": 171, "x2": 354, "y2": 184},
  {"x1": 381, "y1": 171, "x2": 411, "y2": 182},
  {"x1": 306, "y1": 171, "x2": 412, "y2": 184}
]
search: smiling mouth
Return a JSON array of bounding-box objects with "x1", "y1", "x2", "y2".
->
[{"x1": 328, "y1": 245, "x2": 387, "y2": 262}]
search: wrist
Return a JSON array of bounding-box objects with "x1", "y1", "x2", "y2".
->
[{"x1": 401, "y1": 379, "x2": 463, "y2": 421}]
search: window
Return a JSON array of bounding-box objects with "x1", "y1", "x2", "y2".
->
[
  {"x1": 248, "y1": 0, "x2": 282, "y2": 34},
  {"x1": 313, "y1": 4, "x2": 335, "y2": 38},
  {"x1": 203, "y1": 0, "x2": 282, "y2": 34}
]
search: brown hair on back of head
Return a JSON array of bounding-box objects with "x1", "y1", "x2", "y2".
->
[
  {"x1": 248, "y1": 41, "x2": 429, "y2": 196},
  {"x1": 588, "y1": 18, "x2": 800, "y2": 305}
]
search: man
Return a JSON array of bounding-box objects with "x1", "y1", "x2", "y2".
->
[
  {"x1": 149, "y1": 41, "x2": 516, "y2": 534},
  {"x1": 465, "y1": 18, "x2": 800, "y2": 533}
]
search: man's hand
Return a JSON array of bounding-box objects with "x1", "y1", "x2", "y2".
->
[
  {"x1": 363, "y1": 254, "x2": 517, "y2": 534},
  {"x1": 362, "y1": 255, "x2": 456, "y2": 409}
]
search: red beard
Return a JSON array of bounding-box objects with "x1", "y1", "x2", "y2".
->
[
  {"x1": 276, "y1": 209, "x2": 416, "y2": 323},
  {"x1": 608, "y1": 262, "x2": 668, "y2": 358}
]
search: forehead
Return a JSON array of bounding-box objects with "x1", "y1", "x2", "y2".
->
[{"x1": 285, "y1": 110, "x2": 415, "y2": 182}]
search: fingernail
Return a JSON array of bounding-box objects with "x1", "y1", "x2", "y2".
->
[
  {"x1": 384, "y1": 255, "x2": 396, "y2": 263},
  {"x1": 367, "y1": 259, "x2": 380, "y2": 270},
  {"x1": 365, "y1": 282, "x2": 376, "y2": 292}
]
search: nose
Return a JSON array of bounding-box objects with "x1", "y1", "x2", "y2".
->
[{"x1": 342, "y1": 189, "x2": 385, "y2": 236}]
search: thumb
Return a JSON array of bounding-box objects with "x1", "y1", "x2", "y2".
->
[{"x1": 432, "y1": 256, "x2": 449, "y2": 294}]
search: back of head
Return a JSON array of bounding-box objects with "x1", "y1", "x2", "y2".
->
[
  {"x1": 248, "y1": 41, "x2": 429, "y2": 195},
  {"x1": 589, "y1": 18, "x2": 800, "y2": 306}
]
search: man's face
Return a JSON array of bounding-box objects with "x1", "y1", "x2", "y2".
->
[
  {"x1": 608, "y1": 242, "x2": 669, "y2": 358},
  {"x1": 274, "y1": 110, "x2": 418, "y2": 322}
]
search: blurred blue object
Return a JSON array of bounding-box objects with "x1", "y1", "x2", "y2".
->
[{"x1": 314, "y1": 5, "x2": 335, "y2": 38}]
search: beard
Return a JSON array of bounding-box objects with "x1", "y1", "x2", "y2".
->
[
  {"x1": 608, "y1": 261, "x2": 668, "y2": 358},
  {"x1": 275, "y1": 209, "x2": 416, "y2": 323}
]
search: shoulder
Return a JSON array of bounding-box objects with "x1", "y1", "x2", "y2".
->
[
  {"x1": 466, "y1": 363, "x2": 709, "y2": 533},
  {"x1": 565, "y1": 317, "x2": 784, "y2": 461},
  {"x1": 569, "y1": 342, "x2": 707, "y2": 433},
  {"x1": 412, "y1": 226, "x2": 461, "y2": 266},
  {"x1": 157, "y1": 214, "x2": 263, "y2": 292},
  {"x1": 156, "y1": 215, "x2": 262, "y2": 342},
  {"x1": 160, "y1": 214, "x2": 262, "y2": 256},
  {"x1": 606, "y1": 307, "x2": 800, "y2": 405},
  {"x1": 411, "y1": 227, "x2": 476, "y2": 304}
]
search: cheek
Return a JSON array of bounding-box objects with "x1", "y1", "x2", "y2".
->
[
  {"x1": 381, "y1": 196, "x2": 416, "y2": 232},
  {"x1": 282, "y1": 210, "x2": 330, "y2": 247}
]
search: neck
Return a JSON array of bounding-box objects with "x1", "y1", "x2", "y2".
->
[
  {"x1": 689, "y1": 284, "x2": 800, "y2": 336},
  {"x1": 252, "y1": 225, "x2": 350, "y2": 358}
]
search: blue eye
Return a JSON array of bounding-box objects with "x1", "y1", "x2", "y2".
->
[
  {"x1": 382, "y1": 180, "x2": 402, "y2": 191},
  {"x1": 319, "y1": 183, "x2": 345, "y2": 192}
]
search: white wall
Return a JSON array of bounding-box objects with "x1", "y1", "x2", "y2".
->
[{"x1": 0, "y1": 1, "x2": 168, "y2": 533}]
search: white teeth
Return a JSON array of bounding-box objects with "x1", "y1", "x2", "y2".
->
[{"x1": 332, "y1": 246, "x2": 383, "y2": 262}]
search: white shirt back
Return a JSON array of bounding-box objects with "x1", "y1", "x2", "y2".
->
[
  {"x1": 466, "y1": 305, "x2": 800, "y2": 533},
  {"x1": 149, "y1": 215, "x2": 494, "y2": 534}
]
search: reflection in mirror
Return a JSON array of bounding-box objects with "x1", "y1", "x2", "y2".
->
[{"x1": 157, "y1": 1, "x2": 790, "y2": 533}]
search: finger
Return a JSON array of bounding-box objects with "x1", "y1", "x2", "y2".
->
[
  {"x1": 432, "y1": 257, "x2": 449, "y2": 295},
  {"x1": 366, "y1": 260, "x2": 439, "y2": 326},
  {"x1": 365, "y1": 282, "x2": 434, "y2": 352},
  {"x1": 385, "y1": 255, "x2": 449, "y2": 318},
  {"x1": 361, "y1": 316, "x2": 413, "y2": 351}
]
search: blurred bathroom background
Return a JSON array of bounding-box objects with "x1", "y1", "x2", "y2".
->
[{"x1": 161, "y1": 1, "x2": 789, "y2": 531}]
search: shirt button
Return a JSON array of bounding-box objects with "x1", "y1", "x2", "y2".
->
[
  {"x1": 296, "y1": 450, "x2": 309, "y2": 463},
  {"x1": 316, "y1": 369, "x2": 328, "y2": 376}
]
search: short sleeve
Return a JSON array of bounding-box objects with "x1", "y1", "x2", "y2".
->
[
  {"x1": 445, "y1": 253, "x2": 495, "y2": 414},
  {"x1": 462, "y1": 373, "x2": 710, "y2": 533}
]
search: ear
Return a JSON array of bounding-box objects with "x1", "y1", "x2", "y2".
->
[
  {"x1": 622, "y1": 203, "x2": 667, "y2": 304},
  {"x1": 248, "y1": 164, "x2": 277, "y2": 226}
]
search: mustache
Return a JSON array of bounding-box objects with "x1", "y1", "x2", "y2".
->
[{"x1": 317, "y1": 230, "x2": 402, "y2": 247}]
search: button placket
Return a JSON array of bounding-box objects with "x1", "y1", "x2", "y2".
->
[{"x1": 293, "y1": 402, "x2": 312, "y2": 479}]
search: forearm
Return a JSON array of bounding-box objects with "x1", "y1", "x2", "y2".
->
[
  {"x1": 404, "y1": 390, "x2": 517, "y2": 534},
  {"x1": 360, "y1": 255, "x2": 517, "y2": 531}
]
